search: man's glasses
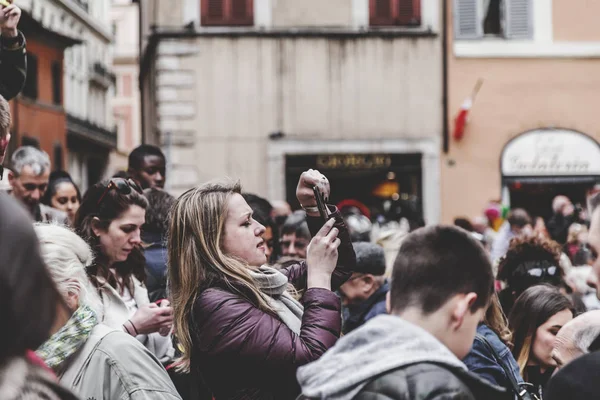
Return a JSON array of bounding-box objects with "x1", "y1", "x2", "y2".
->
[{"x1": 97, "y1": 178, "x2": 142, "y2": 206}]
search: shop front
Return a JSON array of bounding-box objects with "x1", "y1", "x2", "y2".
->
[
  {"x1": 501, "y1": 128, "x2": 600, "y2": 219},
  {"x1": 268, "y1": 138, "x2": 441, "y2": 224}
]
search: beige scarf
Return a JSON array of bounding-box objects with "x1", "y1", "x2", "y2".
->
[{"x1": 249, "y1": 266, "x2": 304, "y2": 334}]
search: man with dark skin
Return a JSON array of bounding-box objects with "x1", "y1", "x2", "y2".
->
[{"x1": 127, "y1": 145, "x2": 166, "y2": 190}]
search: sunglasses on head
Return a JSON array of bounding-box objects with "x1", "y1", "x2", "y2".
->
[
  {"x1": 514, "y1": 261, "x2": 559, "y2": 279},
  {"x1": 97, "y1": 178, "x2": 142, "y2": 206}
]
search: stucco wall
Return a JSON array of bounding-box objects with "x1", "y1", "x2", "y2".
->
[
  {"x1": 443, "y1": 57, "x2": 600, "y2": 222},
  {"x1": 155, "y1": 35, "x2": 442, "y2": 196},
  {"x1": 553, "y1": 0, "x2": 600, "y2": 42},
  {"x1": 271, "y1": 0, "x2": 353, "y2": 27}
]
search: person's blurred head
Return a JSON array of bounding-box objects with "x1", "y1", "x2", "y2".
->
[
  {"x1": 583, "y1": 192, "x2": 600, "y2": 299},
  {"x1": 0, "y1": 195, "x2": 67, "y2": 363},
  {"x1": 168, "y1": 180, "x2": 274, "y2": 372},
  {"x1": 339, "y1": 242, "x2": 386, "y2": 306},
  {"x1": 34, "y1": 223, "x2": 103, "y2": 318},
  {"x1": 506, "y1": 208, "x2": 533, "y2": 235},
  {"x1": 497, "y1": 236, "x2": 564, "y2": 304},
  {"x1": 389, "y1": 225, "x2": 494, "y2": 359},
  {"x1": 8, "y1": 146, "x2": 51, "y2": 213},
  {"x1": 509, "y1": 285, "x2": 573, "y2": 378},
  {"x1": 341, "y1": 206, "x2": 372, "y2": 242},
  {"x1": 472, "y1": 216, "x2": 489, "y2": 234},
  {"x1": 41, "y1": 171, "x2": 81, "y2": 225},
  {"x1": 127, "y1": 145, "x2": 166, "y2": 190},
  {"x1": 74, "y1": 178, "x2": 148, "y2": 289},
  {"x1": 453, "y1": 217, "x2": 474, "y2": 232},
  {"x1": 280, "y1": 210, "x2": 310, "y2": 259},
  {"x1": 142, "y1": 188, "x2": 175, "y2": 237},
  {"x1": 270, "y1": 200, "x2": 292, "y2": 228},
  {"x1": 553, "y1": 195, "x2": 574, "y2": 216},
  {"x1": 0, "y1": 94, "x2": 11, "y2": 165},
  {"x1": 243, "y1": 193, "x2": 278, "y2": 262},
  {"x1": 552, "y1": 310, "x2": 600, "y2": 371}
]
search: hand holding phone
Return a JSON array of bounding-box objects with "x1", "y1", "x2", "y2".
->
[{"x1": 313, "y1": 186, "x2": 330, "y2": 221}]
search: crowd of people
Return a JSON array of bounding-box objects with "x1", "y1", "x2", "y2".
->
[{"x1": 3, "y1": 1, "x2": 600, "y2": 399}]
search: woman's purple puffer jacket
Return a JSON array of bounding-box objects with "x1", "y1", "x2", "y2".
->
[{"x1": 190, "y1": 209, "x2": 356, "y2": 400}]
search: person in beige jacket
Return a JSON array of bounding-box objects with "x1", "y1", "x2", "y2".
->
[{"x1": 34, "y1": 223, "x2": 181, "y2": 400}]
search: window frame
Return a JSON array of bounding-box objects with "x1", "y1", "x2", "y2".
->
[
  {"x1": 369, "y1": 0, "x2": 422, "y2": 28},
  {"x1": 22, "y1": 53, "x2": 39, "y2": 100},
  {"x1": 201, "y1": 0, "x2": 254, "y2": 27}
]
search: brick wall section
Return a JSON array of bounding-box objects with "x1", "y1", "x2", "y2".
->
[{"x1": 10, "y1": 36, "x2": 67, "y2": 170}]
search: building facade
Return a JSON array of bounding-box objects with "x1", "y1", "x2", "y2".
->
[
  {"x1": 110, "y1": 0, "x2": 142, "y2": 174},
  {"x1": 444, "y1": 0, "x2": 600, "y2": 222},
  {"x1": 15, "y1": 0, "x2": 116, "y2": 191},
  {"x1": 140, "y1": 0, "x2": 444, "y2": 224}
]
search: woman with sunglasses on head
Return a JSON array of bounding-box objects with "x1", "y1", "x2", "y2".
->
[
  {"x1": 168, "y1": 170, "x2": 356, "y2": 400},
  {"x1": 497, "y1": 236, "x2": 564, "y2": 315},
  {"x1": 34, "y1": 223, "x2": 182, "y2": 400},
  {"x1": 74, "y1": 178, "x2": 174, "y2": 363},
  {"x1": 509, "y1": 285, "x2": 573, "y2": 399}
]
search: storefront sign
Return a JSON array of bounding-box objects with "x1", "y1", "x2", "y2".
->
[
  {"x1": 316, "y1": 154, "x2": 392, "y2": 170},
  {"x1": 501, "y1": 129, "x2": 600, "y2": 177}
]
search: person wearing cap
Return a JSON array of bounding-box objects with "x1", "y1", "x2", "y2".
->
[{"x1": 339, "y1": 242, "x2": 389, "y2": 334}]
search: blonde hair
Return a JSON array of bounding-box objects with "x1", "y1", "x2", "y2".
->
[
  {"x1": 484, "y1": 293, "x2": 512, "y2": 346},
  {"x1": 168, "y1": 180, "x2": 276, "y2": 372},
  {"x1": 33, "y1": 223, "x2": 103, "y2": 318},
  {"x1": 516, "y1": 335, "x2": 533, "y2": 379}
]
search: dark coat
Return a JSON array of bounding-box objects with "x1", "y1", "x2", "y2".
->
[
  {"x1": 342, "y1": 281, "x2": 389, "y2": 334},
  {"x1": 191, "y1": 209, "x2": 356, "y2": 400},
  {"x1": 142, "y1": 231, "x2": 168, "y2": 303},
  {"x1": 0, "y1": 31, "x2": 27, "y2": 100},
  {"x1": 354, "y1": 362, "x2": 511, "y2": 400}
]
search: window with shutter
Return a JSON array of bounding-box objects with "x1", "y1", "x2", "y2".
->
[
  {"x1": 454, "y1": 0, "x2": 533, "y2": 40},
  {"x1": 369, "y1": 0, "x2": 421, "y2": 27},
  {"x1": 201, "y1": 0, "x2": 253, "y2": 26},
  {"x1": 504, "y1": 0, "x2": 533, "y2": 39},
  {"x1": 454, "y1": 0, "x2": 482, "y2": 39}
]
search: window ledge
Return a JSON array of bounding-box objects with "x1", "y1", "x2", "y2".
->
[
  {"x1": 159, "y1": 26, "x2": 438, "y2": 39},
  {"x1": 454, "y1": 40, "x2": 600, "y2": 58}
]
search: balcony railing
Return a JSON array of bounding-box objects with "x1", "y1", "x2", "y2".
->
[
  {"x1": 89, "y1": 62, "x2": 117, "y2": 88},
  {"x1": 74, "y1": 0, "x2": 89, "y2": 12},
  {"x1": 67, "y1": 113, "x2": 117, "y2": 148}
]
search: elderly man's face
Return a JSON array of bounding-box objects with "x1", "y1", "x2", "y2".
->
[
  {"x1": 552, "y1": 324, "x2": 584, "y2": 371},
  {"x1": 586, "y1": 209, "x2": 600, "y2": 298},
  {"x1": 8, "y1": 165, "x2": 49, "y2": 212}
]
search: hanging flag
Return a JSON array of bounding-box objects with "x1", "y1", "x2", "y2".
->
[{"x1": 453, "y1": 79, "x2": 483, "y2": 141}]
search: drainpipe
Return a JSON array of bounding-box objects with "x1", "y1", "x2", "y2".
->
[{"x1": 442, "y1": 0, "x2": 449, "y2": 154}]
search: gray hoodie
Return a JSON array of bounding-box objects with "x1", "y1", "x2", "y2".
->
[{"x1": 297, "y1": 314, "x2": 468, "y2": 400}]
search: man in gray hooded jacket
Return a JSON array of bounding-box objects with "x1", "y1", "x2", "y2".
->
[{"x1": 297, "y1": 226, "x2": 511, "y2": 400}]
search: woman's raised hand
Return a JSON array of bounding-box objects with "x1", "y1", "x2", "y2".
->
[
  {"x1": 306, "y1": 218, "x2": 341, "y2": 290},
  {"x1": 296, "y1": 169, "x2": 330, "y2": 216}
]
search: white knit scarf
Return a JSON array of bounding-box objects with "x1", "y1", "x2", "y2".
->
[{"x1": 248, "y1": 265, "x2": 304, "y2": 334}]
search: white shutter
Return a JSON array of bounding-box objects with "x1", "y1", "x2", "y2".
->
[
  {"x1": 454, "y1": 0, "x2": 483, "y2": 39},
  {"x1": 504, "y1": 0, "x2": 533, "y2": 39}
]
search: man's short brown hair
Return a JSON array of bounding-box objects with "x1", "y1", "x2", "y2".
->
[{"x1": 390, "y1": 225, "x2": 494, "y2": 315}]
